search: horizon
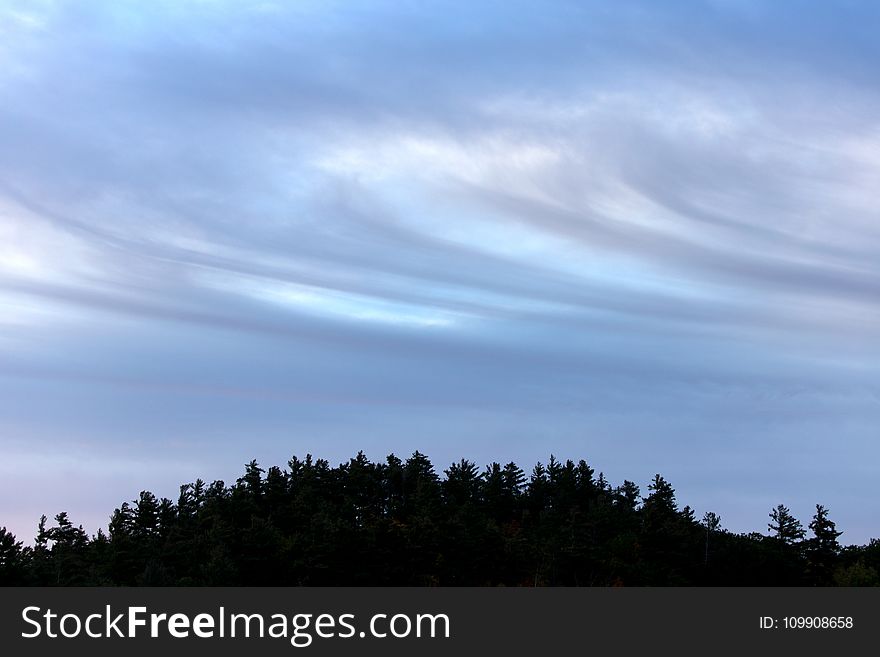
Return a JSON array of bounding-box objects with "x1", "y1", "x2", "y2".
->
[
  {"x1": 1, "y1": 0, "x2": 878, "y2": 545},
  {"x1": 4, "y1": 449, "x2": 874, "y2": 549}
]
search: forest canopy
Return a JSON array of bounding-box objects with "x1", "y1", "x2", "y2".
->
[{"x1": 1, "y1": 452, "x2": 877, "y2": 586}]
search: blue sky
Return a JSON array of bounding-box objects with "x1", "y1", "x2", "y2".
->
[{"x1": 0, "y1": 0, "x2": 878, "y2": 543}]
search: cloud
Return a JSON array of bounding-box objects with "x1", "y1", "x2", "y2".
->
[{"x1": 0, "y1": 0, "x2": 878, "y2": 543}]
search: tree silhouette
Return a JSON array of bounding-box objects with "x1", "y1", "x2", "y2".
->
[
  {"x1": 768, "y1": 504, "x2": 805, "y2": 544},
  {"x1": 0, "y1": 452, "x2": 876, "y2": 586},
  {"x1": 806, "y1": 505, "x2": 842, "y2": 585},
  {"x1": 702, "y1": 512, "x2": 721, "y2": 567},
  {"x1": 0, "y1": 527, "x2": 26, "y2": 585}
]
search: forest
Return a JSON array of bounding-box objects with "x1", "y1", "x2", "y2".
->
[{"x1": 1, "y1": 451, "x2": 878, "y2": 586}]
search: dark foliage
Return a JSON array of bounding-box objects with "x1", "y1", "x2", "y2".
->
[{"x1": 2, "y1": 452, "x2": 877, "y2": 586}]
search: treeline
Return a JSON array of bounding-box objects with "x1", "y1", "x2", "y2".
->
[{"x1": 1, "y1": 452, "x2": 878, "y2": 586}]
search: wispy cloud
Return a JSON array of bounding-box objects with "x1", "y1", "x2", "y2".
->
[{"x1": 1, "y1": 0, "x2": 878, "y2": 542}]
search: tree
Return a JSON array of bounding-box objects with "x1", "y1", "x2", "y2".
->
[
  {"x1": 703, "y1": 512, "x2": 721, "y2": 532},
  {"x1": 45, "y1": 513, "x2": 90, "y2": 585},
  {"x1": 806, "y1": 505, "x2": 842, "y2": 585},
  {"x1": 237, "y1": 460, "x2": 265, "y2": 496},
  {"x1": 615, "y1": 480, "x2": 640, "y2": 512},
  {"x1": 644, "y1": 475, "x2": 676, "y2": 512},
  {"x1": 134, "y1": 491, "x2": 160, "y2": 539},
  {"x1": 768, "y1": 504, "x2": 805, "y2": 545},
  {"x1": 443, "y1": 459, "x2": 481, "y2": 506},
  {"x1": 808, "y1": 505, "x2": 842, "y2": 553},
  {"x1": 0, "y1": 527, "x2": 26, "y2": 585},
  {"x1": 702, "y1": 512, "x2": 721, "y2": 566},
  {"x1": 640, "y1": 475, "x2": 689, "y2": 585}
]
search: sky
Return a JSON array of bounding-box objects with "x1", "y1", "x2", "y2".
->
[{"x1": 0, "y1": 0, "x2": 878, "y2": 544}]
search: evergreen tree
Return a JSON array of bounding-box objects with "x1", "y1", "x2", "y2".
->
[
  {"x1": 45, "y1": 512, "x2": 90, "y2": 585},
  {"x1": 0, "y1": 527, "x2": 26, "y2": 585},
  {"x1": 615, "y1": 480, "x2": 640, "y2": 512},
  {"x1": 643, "y1": 475, "x2": 677, "y2": 515},
  {"x1": 443, "y1": 459, "x2": 481, "y2": 506},
  {"x1": 806, "y1": 505, "x2": 842, "y2": 585},
  {"x1": 768, "y1": 504, "x2": 805, "y2": 545}
]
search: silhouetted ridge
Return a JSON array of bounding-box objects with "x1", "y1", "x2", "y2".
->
[{"x1": 1, "y1": 452, "x2": 877, "y2": 586}]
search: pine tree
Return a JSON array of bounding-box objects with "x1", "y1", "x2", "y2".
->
[
  {"x1": 237, "y1": 460, "x2": 265, "y2": 496},
  {"x1": 643, "y1": 475, "x2": 677, "y2": 515},
  {"x1": 134, "y1": 491, "x2": 160, "y2": 539},
  {"x1": 0, "y1": 527, "x2": 26, "y2": 585},
  {"x1": 806, "y1": 505, "x2": 842, "y2": 585},
  {"x1": 45, "y1": 513, "x2": 89, "y2": 585},
  {"x1": 768, "y1": 504, "x2": 805, "y2": 545},
  {"x1": 443, "y1": 459, "x2": 481, "y2": 506},
  {"x1": 615, "y1": 480, "x2": 641, "y2": 512}
]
